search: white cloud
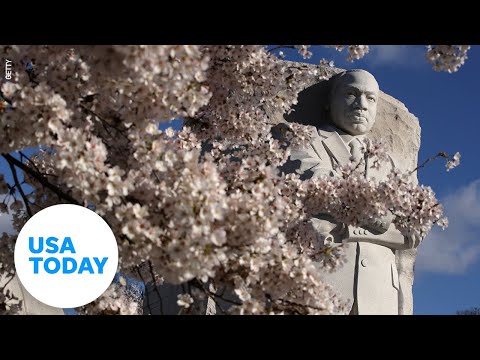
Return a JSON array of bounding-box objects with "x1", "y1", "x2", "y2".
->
[
  {"x1": 365, "y1": 45, "x2": 426, "y2": 68},
  {"x1": 416, "y1": 179, "x2": 480, "y2": 274}
]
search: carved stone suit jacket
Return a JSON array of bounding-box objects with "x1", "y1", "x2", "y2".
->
[
  {"x1": 0, "y1": 273, "x2": 64, "y2": 315},
  {"x1": 289, "y1": 125, "x2": 418, "y2": 315}
]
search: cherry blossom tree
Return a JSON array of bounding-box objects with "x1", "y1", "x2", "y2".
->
[
  {"x1": 456, "y1": 306, "x2": 480, "y2": 315},
  {"x1": 0, "y1": 45, "x2": 465, "y2": 315}
]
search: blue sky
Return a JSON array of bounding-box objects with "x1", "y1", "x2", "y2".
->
[{"x1": 1, "y1": 46, "x2": 479, "y2": 314}]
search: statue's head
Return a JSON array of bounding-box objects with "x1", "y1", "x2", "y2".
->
[{"x1": 328, "y1": 69, "x2": 379, "y2": 136}]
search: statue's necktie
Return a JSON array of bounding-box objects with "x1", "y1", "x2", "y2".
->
[{"x1": 348, "y1": 138, "x2": 365, "y2": 163}]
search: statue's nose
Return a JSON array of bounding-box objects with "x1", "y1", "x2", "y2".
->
[{"x1": 354, "y1": 94, "x2": 368, "y2": 110}]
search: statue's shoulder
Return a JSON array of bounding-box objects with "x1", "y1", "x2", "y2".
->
[
  {"x1": 316, "y1": 125, "x2": 337, "y2": 139},
  {"x1": 290, "y1": 126, "x2": 332, "y2": 163},
  {"x1": 294, "y1": 125, "x2": 337, "y2": 150}
]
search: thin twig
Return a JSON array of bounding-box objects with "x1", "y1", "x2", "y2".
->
[
  {"x1": 152, "y1": 170, "x2": 162, "y2": 184},
  {"x1": 190, "y1": 279, "x2": 242, "y2": 306},
  {"x1": 410, "y1": 152, "x2": 448, "y2": 174},
  {"x1": 135, "y1": 265, "x2": 152, "y2": 315},
  {"x1": 79, "y1": 104, "x2": 130, "y2": 140},
  {"x1": 267, "y1": 45, "x2": 295, "y2": 54},
  {"x1": 5, "y1": 156, "x2": 33, "y2": 217},
  {"x1": 147, "y1": 260, "x2": 163, "y2": 315}
]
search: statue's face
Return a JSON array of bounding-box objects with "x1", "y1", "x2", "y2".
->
[{"x1": 330, "y1": 71, "x2": 379, "y2": 136}]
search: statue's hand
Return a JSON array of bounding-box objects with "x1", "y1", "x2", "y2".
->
[
  {"x1": 406, "y1": 233, "x2": 423, "y2": 248},
  {"x1": 310, "y1": 217, "x2": 347, "y2": 247},
  {"x1": 363, "y1": 212, "x2": 395, "y2": 234}
]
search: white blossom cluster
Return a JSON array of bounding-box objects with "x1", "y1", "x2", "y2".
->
[
  {"x1": 0, "y1": 80, "x2": 73, "y2": 153},
  {"x1": 177, "y1": 293, "x2": 194, "y2": 308},
  {"x1": 188, "y1": 46, "x2": 330, "y2": 191},
  {"x1": 327, "y1": 45, "x2": 370, "y2": 62},
  {"x1": 78, "y1": 280, "x2": 141, "y2": 315},
  {"x1": 426, "y1": 45, "x2": 471, "y2": 73},
  {"x1": 446, "y1": 151, "x2": 461, "y2": 171},
  {"x1": 292, "y1": 167, "x2": 444, "y2": 247},
  {"x1": 0, "y1": 45, "x2": 211, "y2": 154},
  {"x1": 294, "y1": 45, "x2": 313, "y2": 59},
  {"x1": 318, "y1": 58, "x2": 336, "y2": 80},
  {"x1": 0, "y1": 45, "x2": 456, "y2": 315},
  {"x1": 5, "y1": 126, "x2": 347, "y2": 314}
]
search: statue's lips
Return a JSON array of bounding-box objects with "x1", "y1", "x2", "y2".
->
[{"x1": 348, "y1": 114, "x2": 367, "y2": 123}]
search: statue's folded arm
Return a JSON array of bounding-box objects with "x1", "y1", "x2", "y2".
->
[{"x1": 344, "y1": 224, "x2": 418, "y2": 250}]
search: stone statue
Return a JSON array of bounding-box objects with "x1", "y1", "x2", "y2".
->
[
  {"x1": 287, "y1": 69, "x2": 422, "y2": 314},
  {"x1": 143, "y1": 66, "x2": 422, "y2": 316},
  {"x1": 0, "y1": 273, "x2": 64, "y2": 315}
]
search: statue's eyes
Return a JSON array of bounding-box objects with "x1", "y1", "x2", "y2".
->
[
  {"x1": 345, "y1": 91, "x2": 356, "y2": 98},
  {"x1": 367, "y1": 96, "x2": 376, "y2": 102}
]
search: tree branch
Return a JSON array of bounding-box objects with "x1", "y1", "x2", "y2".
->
[
  {"x1": 276, "y1": 298, "x2": 326, "y2": 313},
  {"x1": 79, "y1": 104, "x2": 130, "y2": 140},
  {"x1": 135, "y1": 264, "x2": 154, "y2": 315},
  {"x1": 147, "y1": 260, "x2": 164, "y2": 315},
  {"x1": 5, "y1": 156, "x2": 33, "y2": 218},
  {"x1": 189, "y1": 279, "x2": 242, "y2": 307},
  {"x1": 267, "y1": 45, "x2": 295, "y2": 54},
  {"x1": 19, "y1": 151, "x2": 42, "y2": 175},
  {"x1": 1, "y1": 153, "x2": 81, "y2": 206}
]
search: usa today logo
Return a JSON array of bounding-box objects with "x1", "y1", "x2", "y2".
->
[{"x1": 14, "y1": 204, "x2": 118, "y2": 308}]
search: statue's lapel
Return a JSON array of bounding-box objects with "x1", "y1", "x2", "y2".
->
[
  {"x1": 309, "y1": 131, "x2": 327, "y2": 161},
  {"x1": 319, "y1": 130, "x2": 351, "y2": 167}
]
